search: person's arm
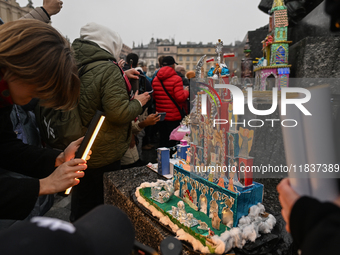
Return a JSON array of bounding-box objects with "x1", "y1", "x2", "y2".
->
[
  {"x1": 39, "y1": 158, "x2": 86, "y2": 195},
  {"x1": 20, "y1": 0, "x2": 63, "y2": 22},
  {"x1": 0, "y1": 159, "x2": 86, "y2": 220},
  {"x1": 0, "y1": 110, "x2": 59, "y2": 178},
  {"x1": 101, "y1": 65, "x2": 148, "y2": 124},
  {"x1": 42, "y1": 0, "x2": 63, "y2": 17},
  {"x1": 0, "y1": 108, "x2": 84, "y2": 178},
  {"x1": 137, "y1": 113, "x2": 160, "y2": 130},
  {"x1": 278, "y1": 178, "x2": 340, "y2": 254},
  {"x1": 173, "y1": 76, "x2": 189, "y2": 103},
  {"x1": 131, "y1": 113, "x2": 160, "y2": 135}
]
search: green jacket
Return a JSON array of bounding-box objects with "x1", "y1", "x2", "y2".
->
[{"x1": 72, "y1": 39, "x2": 142, "y2": 168}]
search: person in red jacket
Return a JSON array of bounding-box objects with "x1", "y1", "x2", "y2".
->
[{"x1": 152, "y1": 56, "x2": 189, "y2": 151}]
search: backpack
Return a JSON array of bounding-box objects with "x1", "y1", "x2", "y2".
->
[{"x1": 35, "y1": 60, "x2": 132, "y2": 150}]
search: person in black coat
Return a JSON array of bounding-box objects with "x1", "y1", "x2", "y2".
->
[
  {"x1": 277, "y1": 178, "x2": 340, "y2": 254},
  {"x1": 0, "y1": 20, "x2": 87, "y2": 220}
]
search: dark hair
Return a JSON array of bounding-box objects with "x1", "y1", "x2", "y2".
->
[
  {"x1": 126, "y1": 53, "x2": 139, "y2": 68},
  {"x1": 0, "y1": 20, "x2": 80, "y2": 110}
]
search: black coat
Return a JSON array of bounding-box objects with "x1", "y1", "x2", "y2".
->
[
  {"x1": 0, "y1": 105, "x2": 59, "y2": 220},
  {"x1": 290, "y1": 196, "x2": 340, "y2": 254},
  {"x1": 0, "y1": 105, "x2": 59, "y2": 177},
  {"x1": 176, "y1": 71, "x2": 190, "y2": 87},
  {"x1": 0, "y1": 168, "x2": 39, "y2": 220}
]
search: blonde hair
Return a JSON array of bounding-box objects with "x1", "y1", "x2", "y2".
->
[{"x1": 0, "y1": 20, "x2": 80, "y2": 110}]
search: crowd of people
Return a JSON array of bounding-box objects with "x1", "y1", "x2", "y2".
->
[{"x1": 0, "y1": 0, "x2": 340, "y2": 254}]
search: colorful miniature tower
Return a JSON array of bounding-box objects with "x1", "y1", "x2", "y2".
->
[{"x1": 254, "y1": 0, "x2": 292, "y2": 91}]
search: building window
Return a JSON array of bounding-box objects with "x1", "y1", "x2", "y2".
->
[
  {"x1": 208, "y1": 49, "x2": 211, "y2": 52},
  {"x1": 186, "y1": 56, "x2": 190, "y2": 61},
  {"x1": 186, "y1": 64, "x2": 190, "y2": 70},
  {"x1": 233, "y1": 62, "x2": 237, "y2": 69},
  {"x1": 179, "y1": 56, "x2": 183, "y2": 61},
  {"x1": 193, "y1": 56, "x2": 197, "y2": 61},
  {"x1": 187, "y1": 49, "x2": 190, "y2": 52},
  {"x1": 167, "y1": 48, "x2": 170, "y2": 51},
  {"x1": 164, "y1": 47, "x2": 166, "y2": 51}
]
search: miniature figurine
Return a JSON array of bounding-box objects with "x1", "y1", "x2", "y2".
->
[
  {"x1": 183, "y1": 190, "x2": 198, "y2": 211},
  {"x1": 217, "y1": 172, "x2": 225, "y2": 188},
  {"x1": 208, "y1": 171, "x2": 214, "y2": 182},
  {"x1": 171, "y1": 206, "x2": 178, "y2": 218},
  {"x1": 177, "y1": 201, "x2": 186, "y2": 217},
  {"x1": 208, "y1": 227, "x2": 215, "y2": 237},
  {"x1": 228, "y1": 178, "x2": 234, "y2": 192},
  {"x1": 212, "y1": 212, "x2": 221, "y2": 230},
  {"x1": 197, "y1": 221, "x2": 209, "y2": 231},
  {"x1": 238, "y1": 128, "x2": 254, "y2": 158},
  {"x1": 213, "y1": 63, "x2": 222, "y2": 76},
  {"x1": 228, "y1": 171, "x2": 236, "y2": 192},
  {"x1": 200, "y1": 197, "x2": 208, "y2": 214},
  {"x1": 186, "y1": 213, "x2": 193, "y2": 226}
]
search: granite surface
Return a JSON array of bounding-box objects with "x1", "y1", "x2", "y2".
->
[
  {"x1": 287, "y1": 1, "x2": 340, "y2": 46},
  {"x1": 104, "y1": 166, "x2": 294, "y2": 255}
]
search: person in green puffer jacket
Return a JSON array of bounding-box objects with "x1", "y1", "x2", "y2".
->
[{"x1": 70, "y1": 22, "x2": 150, "y2": 221}]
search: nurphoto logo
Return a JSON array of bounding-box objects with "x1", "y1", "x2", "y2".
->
[{"x1": 200, "y1": 85, "x2": 312, "y2": 128}]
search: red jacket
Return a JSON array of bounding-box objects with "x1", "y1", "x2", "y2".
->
[{"x1": 152, "y1": 66, "x2": 189, "y2": 121}]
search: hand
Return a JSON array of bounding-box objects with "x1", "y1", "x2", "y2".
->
[
  {"x1": 277, "y1": 178, "x2": 300, "y2": 233},
  {"x1": 184, "y1": 86, "x2": 189, "y2": 91},
  {"x1": 43, "y1": 0, "x2": 63, "y2": 16},
  {"x1": 55, "y1": 137, "x2": 92, "y2": 166},
  {"x1": 125, "y1": 68, "x2": 140, "y2": 80},
  {"x1": 144, "y1": 113, "x2": 161, "y2": 126},
  {"x1": 134, "y1": 90, "x2": 150, "y2": 107},
  {"x1": 39, "y1": 158, "x2": 87, "y2": 195},
  {"x1": 118, "y1": 59, "x2": 125, "y2": 68}
]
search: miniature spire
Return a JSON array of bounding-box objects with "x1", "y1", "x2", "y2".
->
[
  {"x1": 272, "y1": 0, "x2": 285, "y2": 11},
  {"x1": 215, "y1": 39, "x2": 223, "y2": 65}
]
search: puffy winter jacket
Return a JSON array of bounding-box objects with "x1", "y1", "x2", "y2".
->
[
  {"x1": 152, "y1": 66, "x2": 189, "y2": 121},
  {"x1": 72, "y1": 39, "x2": 142, "y2": 168}
]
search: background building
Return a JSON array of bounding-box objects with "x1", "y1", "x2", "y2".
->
[
  {"x1": 177, "y1": 40, "x2": 244, "y2": 76},
  {"x1": 157, "y1": 38, "x2": 177, "y2": 65},
  {"x1": 131, "y1": 36, "x2": 245, "y2": 78},
  {"x1": 132, "y1": 38, "x2": 158, "y2": 76},
  {"x1": 177, "y1": 42, "x2": 214, "y2": 75},
  {"x1": 120, "y1": 44, "x2": 132, "y2": 62},
  {"x1": 0, "y1": 0, "x2": 32, "y2": 22}
]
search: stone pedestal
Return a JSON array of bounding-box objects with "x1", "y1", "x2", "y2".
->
[
  {"x1": 103, "y1": 166, "x2": 292, "y2": 255},
  {"x1": 289, "y1": 36, "x2": 340, "y2": 79},
  {"x1": 103, "y1": 167, "x2": 172, "y2": 253}
]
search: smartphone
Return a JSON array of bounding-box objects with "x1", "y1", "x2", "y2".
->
[
  {"x1": 158, "y1": 112, "x2": 166, "y2": 121},
  {"x1": 65, "y1": 110, "x2": 105, "y2": 195},
  {"x1": 75, "y1": 110, "x2": 106, "y2": 159}
]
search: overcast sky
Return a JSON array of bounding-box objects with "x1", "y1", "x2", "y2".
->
[{"x1": 17, "y1": 0, "x2": 269, "y2": 48}]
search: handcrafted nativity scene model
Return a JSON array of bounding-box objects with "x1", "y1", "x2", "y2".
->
[{"x1": 253, "y1": 0, "x2": 292, "y2": 91}]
